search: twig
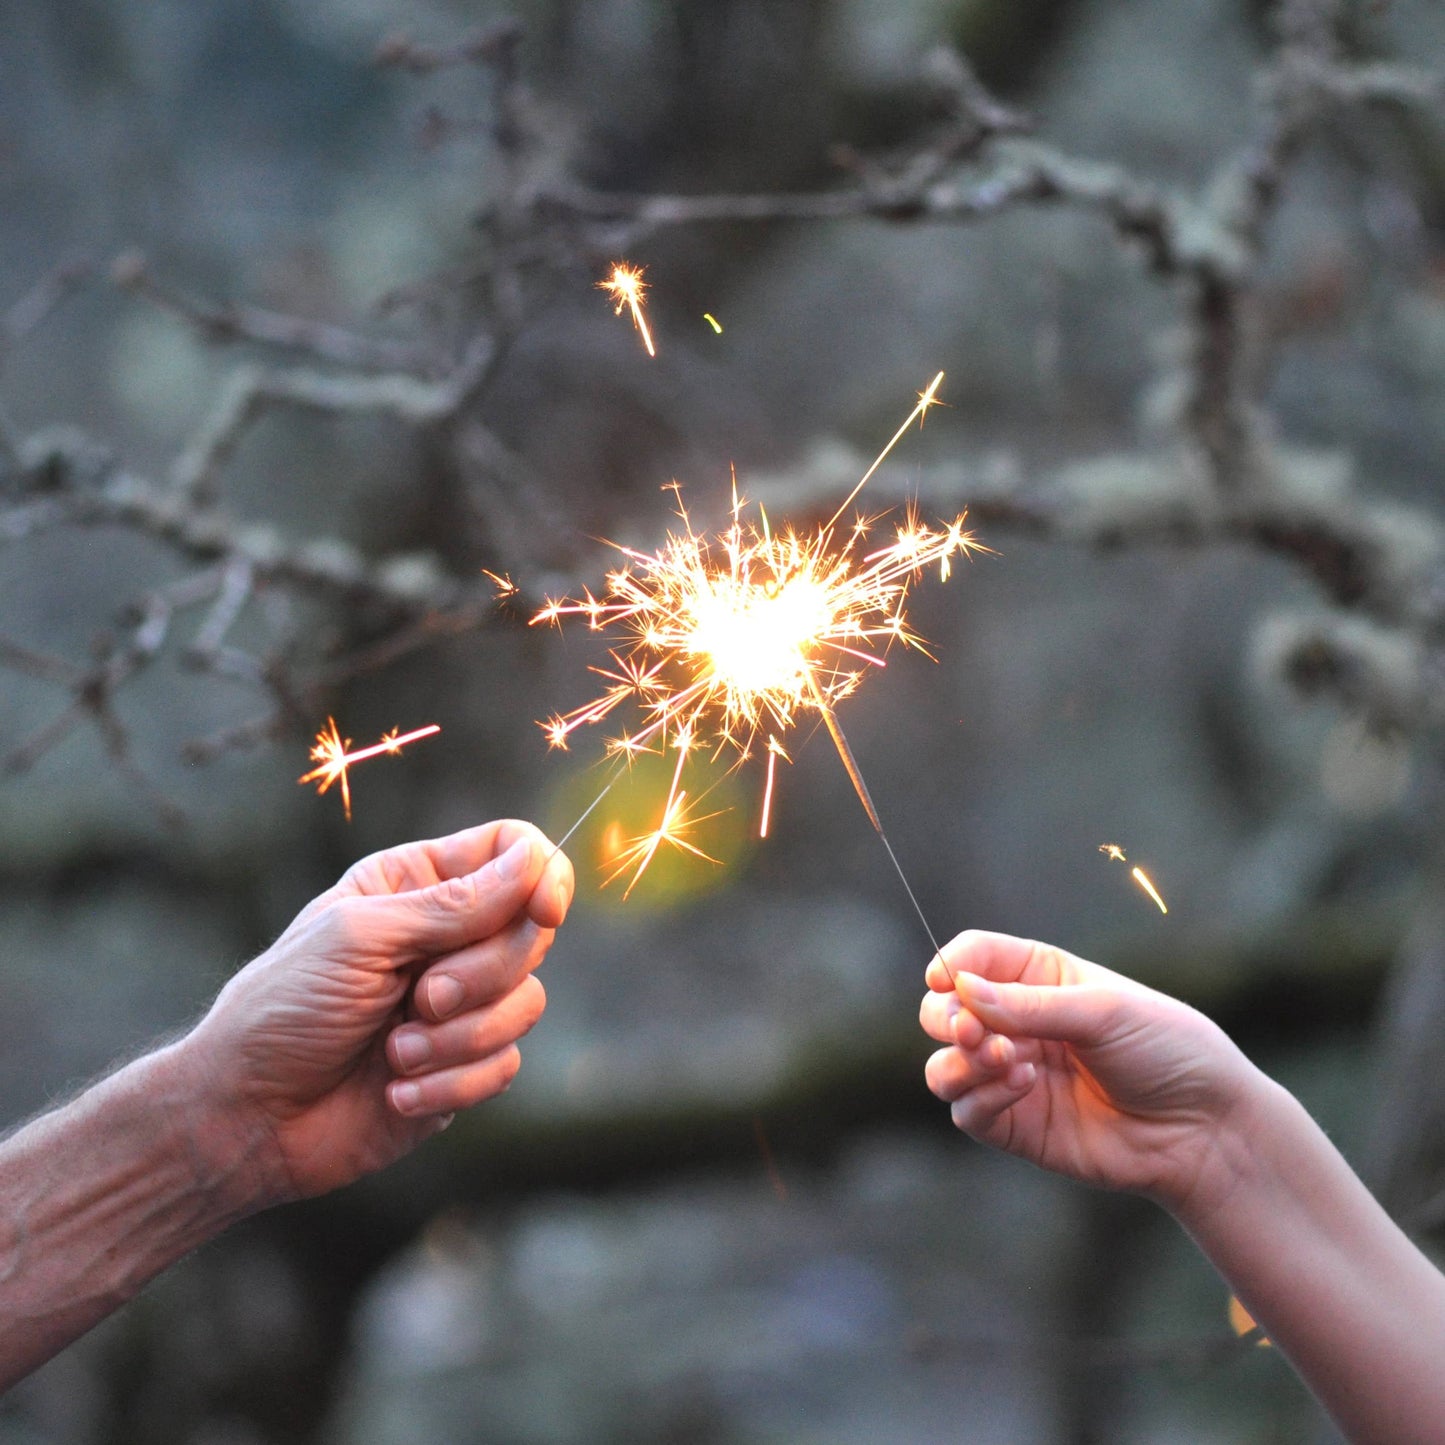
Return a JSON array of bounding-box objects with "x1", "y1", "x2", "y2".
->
[
  {"x1": 112, "y1": 252, "x2": 442, "y2": 375},
  {"x1": 167, "y1": 335, "x2": 496, "y2": 503}
]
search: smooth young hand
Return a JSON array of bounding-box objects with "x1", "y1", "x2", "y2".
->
[{"x1": 920, "y1": 930, "x2": 1264, "y2": 1210}]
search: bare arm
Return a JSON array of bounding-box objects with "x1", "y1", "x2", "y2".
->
[
  {"x1": 921, "y1": 931, "x2": 1445, "y2": 1444},
  {"x1": 0, "y1": 819, "x2": 574, "y2": 1392},
  {"x1": 1175, "y1": 1078, "x2": 1445, "y2": 1443},
  {"x1": 0, "y1": 1042, "x2": 271, "y2": 1391}
]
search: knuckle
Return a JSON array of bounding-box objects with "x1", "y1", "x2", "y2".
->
[
  {"x1": 436, "y1": 871, "x2": 485, "y2": 914},
  {"x1": 314, "y1": 897, "x2": 370, "y2": 954}
]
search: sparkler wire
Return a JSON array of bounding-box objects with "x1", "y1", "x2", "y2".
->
[
  {"x1": 805, "y1": 686, "x2": 944, "y2": 966},
  {"x1": 550, "y1": 764, "x2": 624, "y2": 854}
]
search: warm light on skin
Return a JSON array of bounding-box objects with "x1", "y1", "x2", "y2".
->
[
  {"x1": 298, "y1": 719, "x2": 441, "y2": 821},
  {"x1": 534, "y1": 373, "x2": 984, "y2": 890},
  {"x1": 599, "y1": 263, "x2": 656, "y2": 358}
]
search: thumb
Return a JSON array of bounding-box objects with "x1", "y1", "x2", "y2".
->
[
  {"x1": 953, "y1": 972, "x2": 1124, "y2": 1049},
  {"x1": 350, "y1": 834, "x2": 541, "y2": 962}
]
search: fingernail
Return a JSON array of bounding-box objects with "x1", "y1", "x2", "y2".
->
[
  {"x1": 426, "y1": 972, "x2": 466, "y2": 1019},
  {"x1": 393, "y1": 1030, "x2": 430, "y2": 1072},
  {"x1": 495, "y1": 837, "x2": 531, "y2": 881},
  {"x1": 392, "y1": 1081, "x2": 422, "y2": 1114}
]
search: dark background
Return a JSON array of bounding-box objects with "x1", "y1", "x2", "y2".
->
[{"x1": 3, "y1": 1, "x2": 1443, "y2": 1440}]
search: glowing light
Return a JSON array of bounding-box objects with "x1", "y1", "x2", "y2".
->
[
  {"x1": 299, "y1": 719, "x2": 441, "y2": 821},
  {"x1": 1099, "y1": 843, "x2": 1169, "y2": 914},
  {"x1": 1131, "y1": 866, "x2": 1169, "y2": 914},
  {"x1": 703, "y1": 313, "x2": 723, "y2": 334},
  {"x1": 599, "y1": 263, "x2": 656, "y2": 358},
  {"x1": 1228, "y1": 1294, "x2": 1270, "y2": 1347},
  {"x1": 536, "y1": 373, "x2": 982, "y2": 889}
]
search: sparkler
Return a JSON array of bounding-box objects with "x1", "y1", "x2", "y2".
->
[
  {"x1": 299, "y1": 718, "x2": 440, "y2": 821},
  {"x1": 534, "y1": 371, "x2": 982, "y2": 920},
  {"x1": 599, "y1": 263, "x2": 656, "y2": 358},
  {"x1": 1098, "y1": 843, "x2": 1169, "y2": 914}
]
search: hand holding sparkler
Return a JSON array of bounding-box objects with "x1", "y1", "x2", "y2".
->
[
  {"x1": 919, "y1": 930, "x2": 1445, "y2": 1444},
  {"x1": 189, "y1": 819, "x2": 574, "y2": 1198},
  {"x1": 0, "y1": 821, "x2": 573, "y2": 1393},
  {"x1": 920, "y1": 930, "x2": 1252, "y2": 1201}
]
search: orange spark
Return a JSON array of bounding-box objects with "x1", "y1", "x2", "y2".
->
[
  {"x1": 535, "y1": 372, "x2": 984, "y2": 890},
  {"x1": 759, "y1": 736, "x2": 789, "y2": 838},
  {"x1": 1131, "y1": 866, "x2": 1169, "y2": 914},
  {"x1": 483, "y1": 568, "x2": 518, "y2": 599},
  {"x1": 603, "y1": 788, "x2": 724, "y2": 899},
  {"x1": 599, "y1": 263, "x2": 656, "y2": 358},
  {"x1": 299, "y1": 719, "x2": 441, "y2": 821},
  {"x1": 1098, "y1": 843, "x2": 1168, "y2": 914}
]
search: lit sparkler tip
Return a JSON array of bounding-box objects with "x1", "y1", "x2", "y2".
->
[{"x1": 534, "y1": 372, "x2": 980, "y2": 892}]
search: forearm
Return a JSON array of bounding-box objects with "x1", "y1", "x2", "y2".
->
[
  {"x1": 1175, "y1": 1078, "x2": 1445, "y2": 1443},
  {"x1": 0, "y1": 1039, "x2": 278, "y2": 1391}
]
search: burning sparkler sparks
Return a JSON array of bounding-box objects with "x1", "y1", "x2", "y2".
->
[
  {"x1": 599, "y1": 263, "x2": 656, "y2": 358},
  {"x1": 1098, "y1": 843, "x2": 1169, "y2": 914},
  {"x1": 534, "y1": 372, "x2": 982, "y2": 895},
  {"x1": 299, "y1": 718, "x2": 441, "y2": 821}
]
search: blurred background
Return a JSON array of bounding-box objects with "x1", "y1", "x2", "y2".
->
[{"x1": 3, "y1": 0, "x2": 1444, "y2": 1440}]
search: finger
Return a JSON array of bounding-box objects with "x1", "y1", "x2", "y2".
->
[
  {"x1": 924, "y1": 1037, "x2": 1017, "y2": 1101},
  {"x1": 525, "y1": 842, "x2": 575, "y2": 930},
  {"x1": 927, "y1": 930, "x2": 1075, "y2": 992},
  {"x1": 919, "y1": 988, "x2": 960, "y2": 1043},
  {"x1": 345, "y1": 831, "x2": 550, "y2": 964},
  {"x1": 329, "y1": 819, "x2": 535, "y2": 899},
  {"x1": 411, "y1": 918, "x2": 554, "y2": 1022},
  {"x1": 919, "y1": 988, "x2": 988, "y2": 1046},
  {"x1": 388, "y1": 1043, "x2": 524, "y2": 1118},
  {"x1": 950, "y1": 1062, "x2": 1036, "y2": 1139},
  {"x1": 390, "y1": 975, "x2": 546, "y2": 1077},
  {"x1": 919, "y1": 989, "x2": 987, "y2": 1048},
  {"x1": 953, "y1": 972, "x2": 1127, "y2": 1048}
]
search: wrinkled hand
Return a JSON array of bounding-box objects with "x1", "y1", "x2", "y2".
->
[
  {"x1": 185, "y1": 820, "x2": 574, "y2": 1202},
  {"x1": 920, "y1": 931, "x2": 1264, "y2": 1209}
]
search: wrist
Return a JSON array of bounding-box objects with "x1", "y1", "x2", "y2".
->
[
  {"x1": 154, "y1": 1028, "x2": 294, "y2": 1217},
  {"x1": 1162, "y1": 1065, "x2": 1294, "y2": 1229}
]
